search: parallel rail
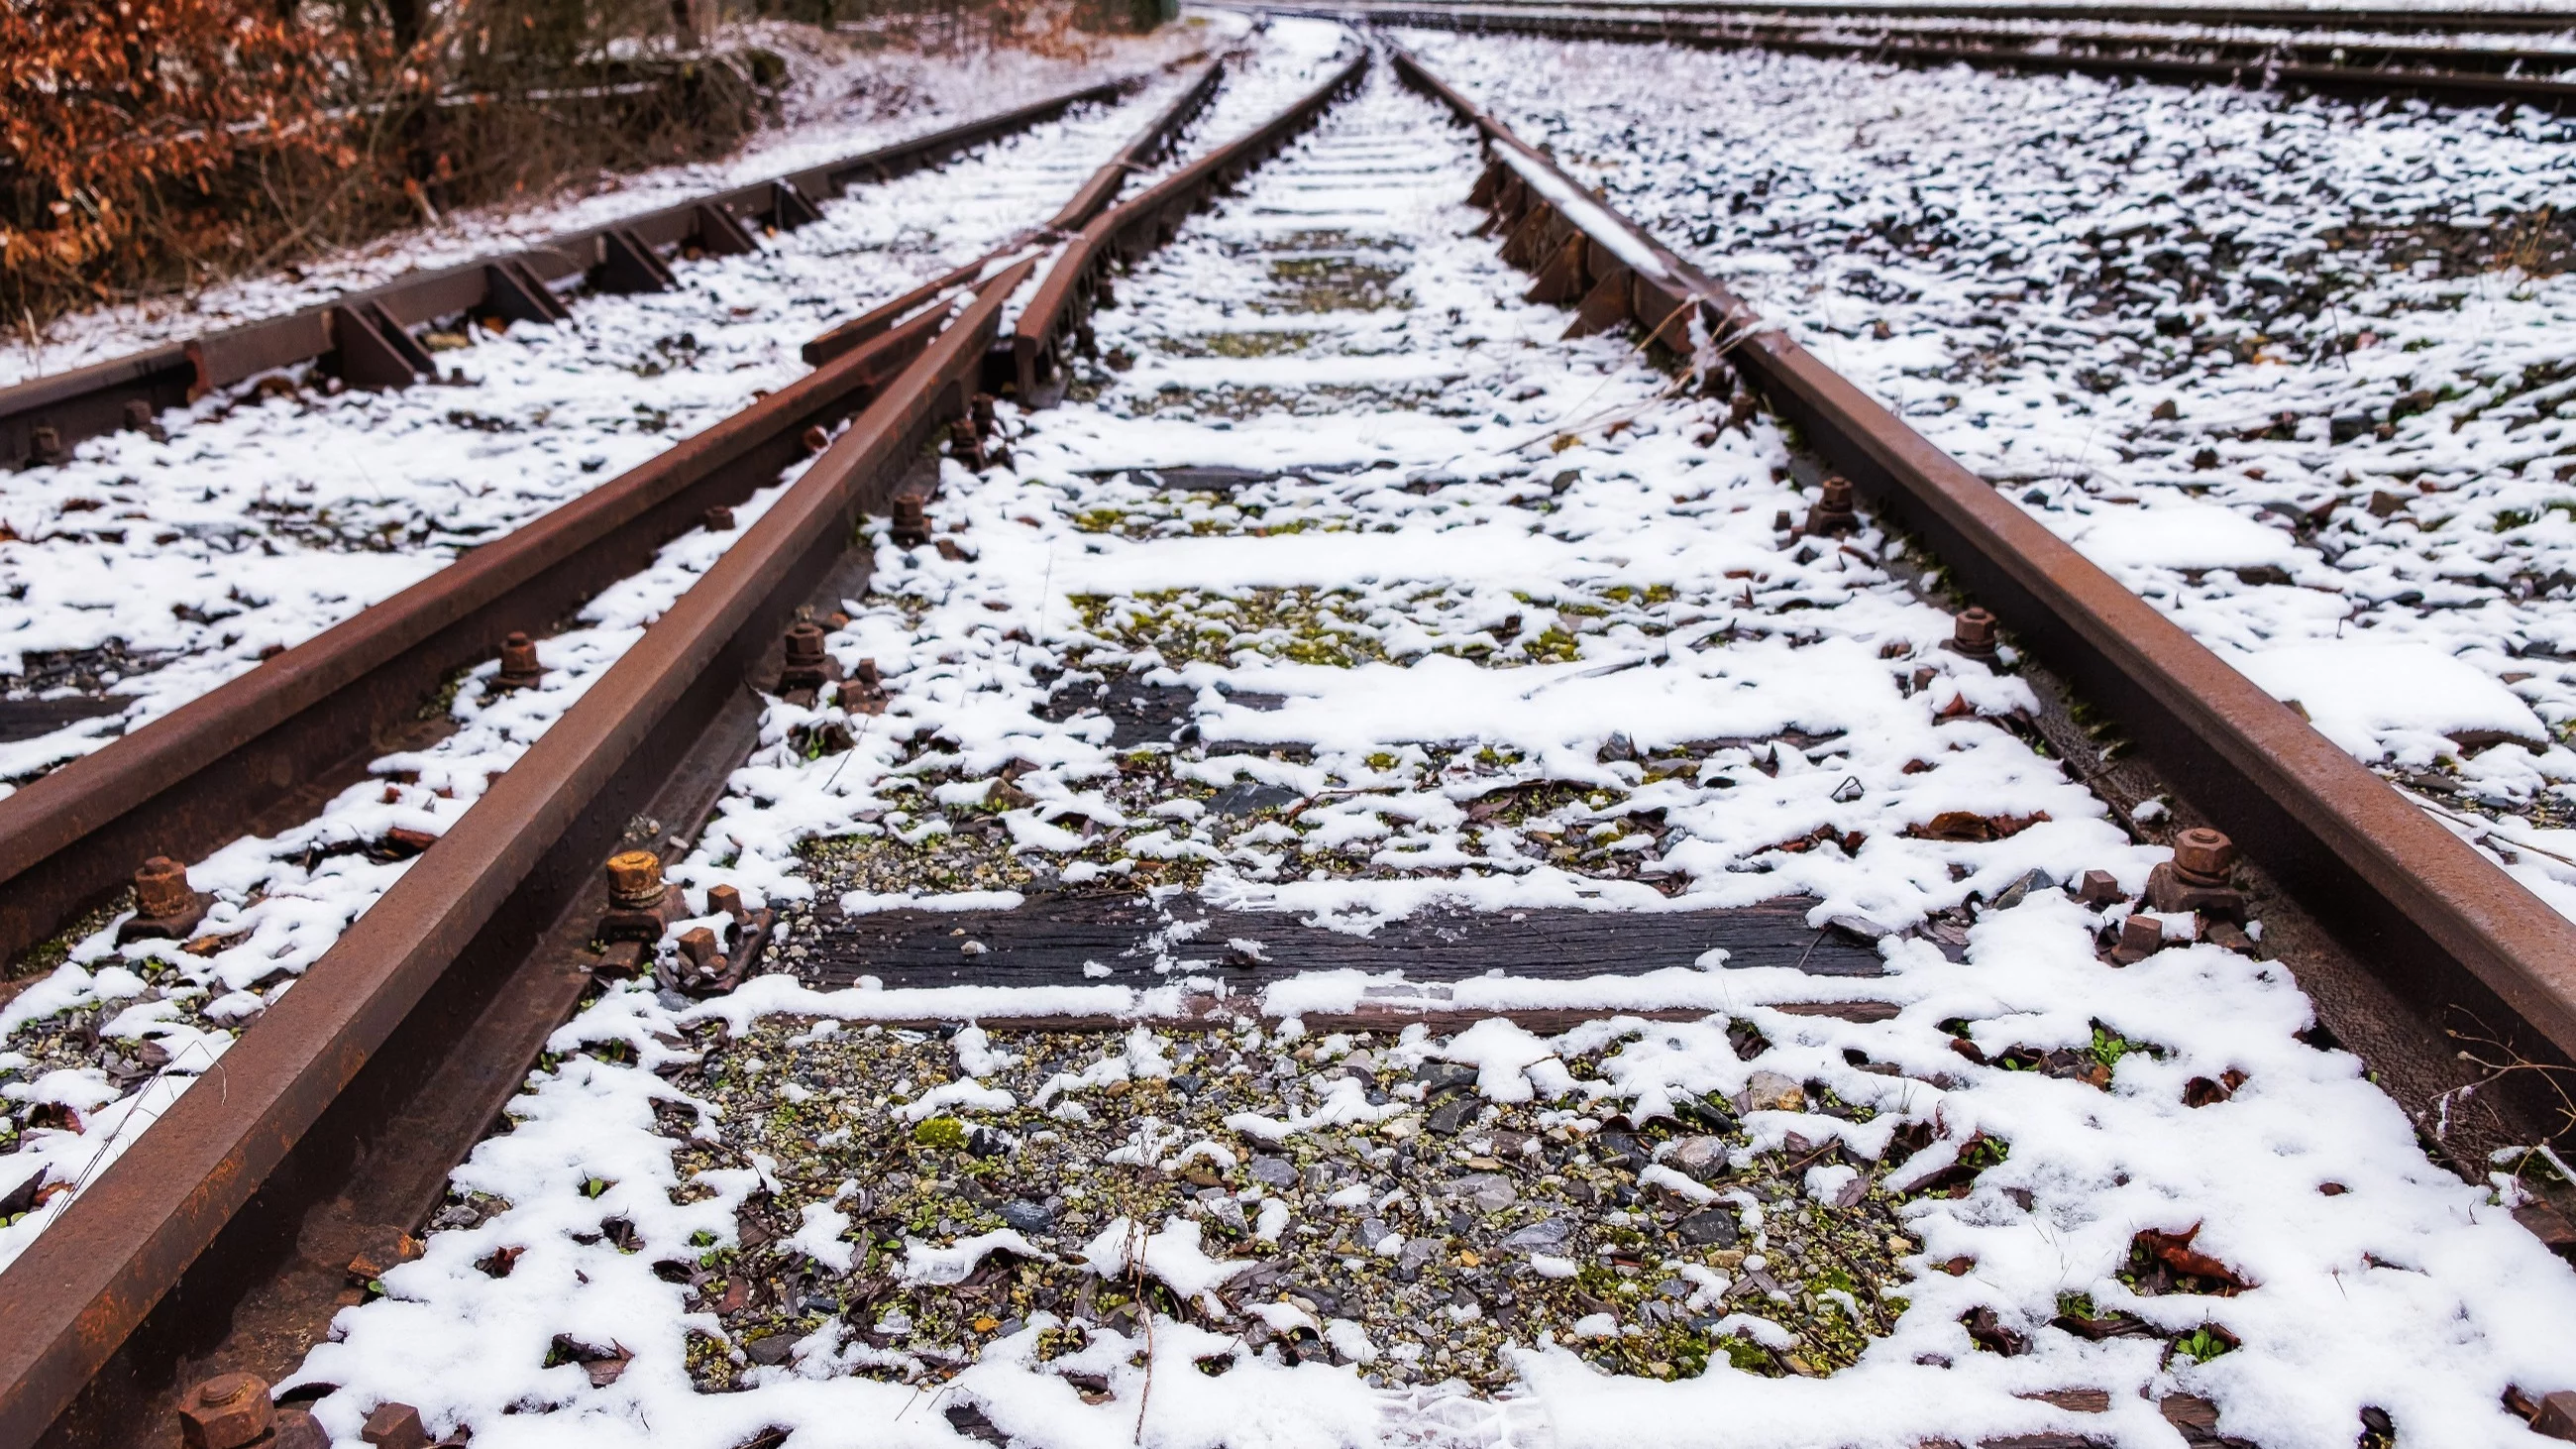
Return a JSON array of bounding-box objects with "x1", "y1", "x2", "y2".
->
[
  {"x1": 1314, "y1": 3, "x2": 2576, "y2": 105},
  {"x1": 0, "y1": 70, "x2": 1175, "y2": 473},
  {"x1": 1388, "y1": 39, "x2": 2576, "y2": 1108},
  {"x1": 0, "y1": 54, "x2": 1366, "y2": 1449}
]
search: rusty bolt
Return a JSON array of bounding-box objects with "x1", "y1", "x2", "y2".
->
[
  {"x1": 179, "y1": 1373, "x2": 274, "y2": 1449},
  {"x1": 891, "y1": 493, "x2": 930, "y2": 548},
  {"x1": 124, "y1": 398, "x2": 155, "y2": 432},
  {"x1": 707, "y1": 883, "x2": 746, "y2": 921},
  {"x1": 1953, "y1": 607, "x2": 1998, "y2": 660},
  {"x1": 678, "y1": 926, "x2": 720, "y2": 972},
  {"x1": 853, "y1": 657, "x2": 883, "y2": 689},
  {"x1": 605, "y1": 849, "x2": 665, "y2": 911},
  {"x1": 134, "y1": 855, "x2": 194, "y2": 921},
  {"x1": 801, "y1": 424, "x2": 829, "y2": 454},
  {"x1": 2172, "y1": 828, "x2": 2237, "y2": 884},
  {"x1": 361, "y1": 1402, "x2": 430, "y2": 1449},
  {"x1": 2111, "y1": 914, "x2": 2165, "y2": 964},
  {"x1": 971, "y1": 392, "x2": 997, "y2": 435},
  {"x1": 496, "y1": 630, "x2": 542, "y2": 689},
  {"x1": 1803, "y1": 476, "x2": 1859, "y2": 535},
  {"x1": 1771, "y1": 509, "x2": 1794, "y2": 533},
  {"x1": 28, "y1": 424, "x2": 65, "y2": 467},
  {"x1": 702, "y1": 504, "x2": 735, "y2": 531},
  {"x1": 2076, "y1": 868, "x2": 2124, "y2": 908},
  {"x1": 780, "y1": 619, "x2": 829, "y2": 693}
]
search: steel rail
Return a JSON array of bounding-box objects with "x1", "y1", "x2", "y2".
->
[
  {"x1": 801, "y1": 52, "x2": 1235, "y2": 370},
  {"x1": 0, "y1": 56, "x2": 1227, "y2": 985},
  {"x1": 1389, "y1": 43, "x2": 2576, "y2": 1099},
  {"x1": 1330, "y1": 4, "x2": 2576, "y2": 105},
  {"x1": 0, "y1": 66, "x2": 1192, "y2": 472},
  {"x1": 0, "y1": 63, "x2": 1372, "y2": 1449},
  {"x1": 1012, "y1": 52, "x2": 1376, "y2": 398}
]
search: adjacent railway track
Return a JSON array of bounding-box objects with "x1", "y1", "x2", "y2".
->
[
  {"x1": 0, "y1": 71, "x2": 1168, "y2": 475},
  {"x1": 1271, "y1": 0, "x2": 2576, "y2": 106},
  {"x1": 3, "y1": 23, "x2": 2575, "y2": 1449}
]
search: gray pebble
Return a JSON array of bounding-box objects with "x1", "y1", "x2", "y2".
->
[
  {"x1": 1677, "y1": 1208, "x2": 1741, "y2": 1247},
  {"x1": 1500, "y1": 1217, "x2": 1572, "y2": 1251}
]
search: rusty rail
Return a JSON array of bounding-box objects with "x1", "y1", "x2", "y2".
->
[
  {"x1": 1388, "y1": 42, "x2": 2576, "y2": 1098},
  {"x1": 1013, "y1": 51, "x2": 1375, "y2": 399},
  {"x1": 1302, "y1": 4, "x2": 2576, "y2": 107},
  {"x1": 803, "y1": 53, "x2": 1234, "y2": 370},
  {"x1": 0, "y1": 68, "x2": 1183, "y2": 472},
  {"x1": 0, "y1": 65, "x2": 1370, "y2": 1449}
]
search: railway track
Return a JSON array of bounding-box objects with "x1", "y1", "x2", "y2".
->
[
  {"x1": 2, "y1": 19, "x2": 2575, "y2": 1449},
  {"x1": 1263, "y1": 0, "x2": 2576, "y2": 106},
  {"x1": 0, "y1": 76, "x2": 1163, "y2": 477}
]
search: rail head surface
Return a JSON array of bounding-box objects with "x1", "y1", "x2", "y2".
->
[{"x1": 1386, "y1": 43, "x2": 2576, "y2": 1071}]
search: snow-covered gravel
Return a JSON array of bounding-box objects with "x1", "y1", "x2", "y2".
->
[
  {"x1": 0, "y1": 23, "x2": 1364, "y2": 1266},
  {"x1": 1393, "y1": 26, "x2": 2576, "y2": 921},
  {"x1": 247, "y1": 49, "x2": 2576, "y2": 1449}
]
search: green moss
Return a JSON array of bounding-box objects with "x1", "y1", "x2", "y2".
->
[{"x1": 912, "y1": 1116, "x2": 969, "y2": 1150}]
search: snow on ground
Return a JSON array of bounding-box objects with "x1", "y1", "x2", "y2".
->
[
  {"x1": 257, "y1": 55, "x2": 2576, "y2": 1449},
  {"x1": 1393, "y1": 27, "x2": 2576, "y2": 918},
  {"x1": 0, "y1": 18, "x2": 1234, "y2": 390},
  {"x1": 0, "y1": 28, "x2": 1347, "y2": 1266},
  {"x1": 0, "y1": 65, "x2": 1218, "y2": 791}
]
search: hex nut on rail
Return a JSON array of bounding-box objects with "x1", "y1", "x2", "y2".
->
[
  {"x1": 2147, "y1": 827, "x2": 2246, "y2": 920},
  {"x1": 177, "y1": 1374, "x2": 323, "y2": 1449},
  {"x1": 598, "y1": 849, "x2": 681, "y2": 944},
  {"x1": 1950, "y1": 607, "x2": 1999, "y2": 662},
  {"x1": 495, "y1": 630, "x2": 544, "y2": 691},
  {"x1": 890, "y1": 490, "x2": 932, "y2": 548},
  {"x1": 1801, "y1": 476, "x2": 1859, "y2": 536},
  {"x1": 779, "y1": 619, "x2": 833, "y2": 697},
  {"x1": 115, "y1": 853, "x2": 207, "y2": 944}
]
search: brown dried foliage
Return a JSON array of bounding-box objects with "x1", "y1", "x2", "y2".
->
[{"x1": 1, "y1": 0, "x2": 365, "y2": 312}]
